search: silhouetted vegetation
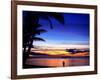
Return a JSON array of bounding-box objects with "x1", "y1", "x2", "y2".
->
[
  {"x1": 23, "y1": 11, "x2": 64, "y2": 67},
  {"x1": 66, "y1": 49, "x2": 89, "y2": 54}
]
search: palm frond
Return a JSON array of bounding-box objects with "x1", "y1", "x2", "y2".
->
[
  {"x1": 32, "y1": 29, "x2": 47, "y2": 35},
  {"x1": 50, "y1": 13, "x2": 64, "y2": 24},
  {"x1": 38, "y1": 12, "x2": 64, "y2": 29},
  {"x1": 38, "y1": 14, "x2": 54, "y2": 29},
  {"x1": 32, "y1": 37, "x2": 45, "y2": 42}
]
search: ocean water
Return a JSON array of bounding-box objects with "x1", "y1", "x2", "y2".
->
[{"x1": 26, "y1": 57, "x2": 89, "y2": 67}]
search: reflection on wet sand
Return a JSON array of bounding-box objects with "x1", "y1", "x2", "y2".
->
[{"x1": 26, "y1": 58, "x2": 89, "y2": 67}]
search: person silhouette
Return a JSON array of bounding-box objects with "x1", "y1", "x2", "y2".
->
[{"x1": 62, "y1": 61, "x2": 65, "y2": 67}]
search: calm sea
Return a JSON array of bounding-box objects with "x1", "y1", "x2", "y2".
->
[{"x1": 26, "y1": 57, "x2": 89, "y2": 67}]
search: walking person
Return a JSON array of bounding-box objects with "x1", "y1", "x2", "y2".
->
[{"x1": 62, "y1": 61, "x2": 65, "y2": 67}]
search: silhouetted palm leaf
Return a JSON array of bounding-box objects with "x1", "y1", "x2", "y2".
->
[
  {"x1": 50, "y1": 13, "x2": 64, "y2": 24},
  {"x1": 32, "y1": 37, "x2": 45, "y2": 42},
  {"x1": 34, "y1": 29, "x2": 47, "y2": 35},
  {"x1": 31, "y1": 12, "x2": 65, "y2": 29},
  {"x1": 42, "y1": 13, "x2": 64, "y2": 29}
]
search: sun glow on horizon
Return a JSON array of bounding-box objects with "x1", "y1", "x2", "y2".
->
[
  {"x1": 34, "y1": 44, "x2": 89, "y2": 49},
  {"x1": 31, "y1": 44, "x2": 89, "y2": 56},
  {"x1": 32, "y1": 50, "x2": 89, "y2": 56},
  {"x1": 33, "y1": 50, "x2": 70, "y2": 55}
]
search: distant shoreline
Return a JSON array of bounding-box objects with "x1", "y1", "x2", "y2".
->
[{"x1": 29, "y1": 56, "x2": 89, "y2": 59}]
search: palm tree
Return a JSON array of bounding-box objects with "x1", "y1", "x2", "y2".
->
[
  {"x1": 23, "y1": 11, "x2": 65, "y2": 67},
  {"x1": 23, "y1": 23, "x2": 46, "y2": 67},
  {"x1": 23, "y1": 11, "x2": 65, "y2": 54},
  {"x1": 27, "y1": 26, "x2": 47, "y2": 53}
]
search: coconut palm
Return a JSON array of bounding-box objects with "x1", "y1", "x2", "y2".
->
[
  {"x1": 23, "y1": 23, "x2": 46, "y2": 53},
  {"x1": 27, "y1": 27, "x2": 47, "y2": 53},
  {"x1": 23, "y1": 11, "x2": 65, "y2": 54},
  {"x1": 23, "y1": 22, "x2": 47, "y2": 67},
  {"x1": 23, "y1": 11, "x2": 65, "y2": 67}
]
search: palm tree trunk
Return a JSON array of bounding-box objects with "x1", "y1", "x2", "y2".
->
[
  {"x1": 23, "y1": 46, "x2": 26, "y2": 53},
  {"x1": 27, "y1": 38, "x2": 33, "y2": 53},
  {"x1": 27, "y1": 16, "x2": 39, "y2": 53}
]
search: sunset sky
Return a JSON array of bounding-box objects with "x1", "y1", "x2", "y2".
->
[{"x1": 23, "y1": 11, "x2": 90, "y2": 49}]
